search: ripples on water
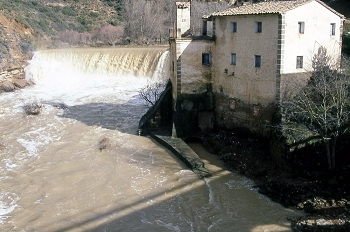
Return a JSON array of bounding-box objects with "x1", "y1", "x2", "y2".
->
[{"x1": 0, "y1": 47, "x2": 301, "y2": 231}]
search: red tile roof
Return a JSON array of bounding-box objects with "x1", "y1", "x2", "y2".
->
[{"x1": 205, "y1": 0, "x2": 344, "y2": 19}]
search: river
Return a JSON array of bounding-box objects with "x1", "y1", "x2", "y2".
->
[{"x1": 0, "y1": 47, "x2": 300, "y2": 231}]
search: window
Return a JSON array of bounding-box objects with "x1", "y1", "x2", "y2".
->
[
  {"x1": 296, "y1": 56, "x2": 303, "y2": 69},
  {"x1": 230, "y1": 53, "x2": 236, "y2": 65},
  {"x1": 202, "y1": 53, "x2": 210, "y2": 65},
  {"x1": 254, "y1": 55, "x2": 261, "y2": 67},
  {"x1": 230, "y1": 22, "x2": 237, "y2": 33},
  {"x1": 298, "y1": 22, "x2": 305, "y2": 34},
  {"x1": 254, "y1": 22, "x2": 262, "y2": 33},
  {"x1": 330, "y1": 23, "x2": 336, "y2": 36}
]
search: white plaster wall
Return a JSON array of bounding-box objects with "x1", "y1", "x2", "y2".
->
[
  {"x1": 213, "y1": 14, "x2": 279, "y2": 105},
  {"x1": 176, "y1": 6, "x2": 191, "y2": 37},
  {"x1": 282, "y1": 1, "x2": 343, "y2": 74},
  {"x1": 178, "y1": 40, "x2": 214, "y2": 94}
]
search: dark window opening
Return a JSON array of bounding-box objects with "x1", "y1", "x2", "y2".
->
[
  {"x1": 230, "y1": 22, "x2": 237, "y2": 33},
  {"x1": 202, "y1": 53, "x2": 210, "y2": 65},
  {"x1": 298, "y1": 22, "x2": 305, "y2": 34},
  {"x1": 254, "y1": 22, "x2": 262, "y2": 33},
  {"x1": 296, "y1": 56, "x2": 303, "y2": 69},
  {"x1": 254, "y1": 55, "x2": 261, "y2": 67}
]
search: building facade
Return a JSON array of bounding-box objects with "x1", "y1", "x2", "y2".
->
[{"x1": 170, "y1": 0, "x2": 345, "y2": 137}]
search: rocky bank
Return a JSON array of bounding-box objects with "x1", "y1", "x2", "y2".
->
[
  {"x1": 198, "y1": 130, "x2": 350, "y2": 231},
  {"x1": 0, "y1": 65, "x2": 33, "y2": 93}
]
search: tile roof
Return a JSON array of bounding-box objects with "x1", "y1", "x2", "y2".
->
[{"x1": 206, "y1": 0, "x2": 344, "y2": 18}]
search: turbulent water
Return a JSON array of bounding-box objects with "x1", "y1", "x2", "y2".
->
[{"x1": 0, "y1": 47, "x2": 300, "y2": 231}]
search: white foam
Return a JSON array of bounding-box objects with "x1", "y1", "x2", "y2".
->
[
  {"x1": 4, "y1": 159, "x2": 17, "y2": 171},
  {"x1": 23, "y1": 48, "x2": 169, "y2": 106},
  {"x1": 155, "y1": 220, "x2": 181, "y2": 232},
  {"x1": 0, "y1": 192, "x2": 19, "y2": 224}
]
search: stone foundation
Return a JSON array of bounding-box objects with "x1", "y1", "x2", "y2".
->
[{"x1": 213, "y1": 93, "x2": 275, "y2": 136}]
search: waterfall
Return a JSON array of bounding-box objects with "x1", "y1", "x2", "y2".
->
[
  {"x1": 25, "y1": 47, "x2": 169, "y2": 83},
  {"x1": 23, "y1": 47, "x2": 170, "y2": 104}
]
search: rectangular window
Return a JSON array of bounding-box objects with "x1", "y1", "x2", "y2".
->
[
  {"x1": 296, "y1": 56, "x2": 303, "y2": 69},
  {"x1": 202, "y1": 53, "x2": 210, "y2": 65},
  {"x1": 254, "y1": 55, "x2": 261, "y2": 67},
  {"x1": 254, "y1": 22, "x2": 262, "y2": 33},
  {"x1": 230, "y1": 22, "x2": 237, "y2": 33},
  {"x1": 330, "y1": 23, "x2": 336, "y2": 36},
  {"x1": 230, "y1": 53, "x2": 236, "y2": 65},
  {"x1": 298, "y1": 22, "x2": 305, "y2": 34}
]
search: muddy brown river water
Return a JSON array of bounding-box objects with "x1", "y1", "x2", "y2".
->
[{"x1": 0, "y1": 47, "x2": 301, "y2": 231}]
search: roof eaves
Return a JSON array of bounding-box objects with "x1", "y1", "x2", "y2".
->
[{"x1": 207, "y1": 0, "x2": 344, "y2": 19}]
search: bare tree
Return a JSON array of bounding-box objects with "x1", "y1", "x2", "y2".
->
[
  {"x1": 99, "y1": 24, "x2": 124, "y2": 46},
  {"x1": 139, "y1": 80, "x2": 167, "y2": 108},
  {"x1": 281, "y1": 47, "x2": 350, "y2": 170},
  {"x1": 80, "y1": 32, "x2": 93, "y2": 45},
  {"x1": 58, "y1": 29, "x2": 81, "y2": 45},
  {"x1": 122, "y1": 0, "x2": 176, "y2": 44}
]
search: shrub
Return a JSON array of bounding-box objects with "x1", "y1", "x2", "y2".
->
[
  {"x1": 89, "y1": 12, "x2": 99, "y2": 18},
  {"x1": 62, "y1": 6, "x2": 77, "y2": 16}
]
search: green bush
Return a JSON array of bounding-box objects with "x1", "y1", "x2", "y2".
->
[
  {"x1": 62, "y1": 6, "x2": 77, "y2": 16},
  {"x1": 89, "y1": 12, "x2": 99, "y2": 18}
]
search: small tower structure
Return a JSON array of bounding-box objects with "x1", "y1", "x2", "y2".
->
[{"x1": 176, "y1": 2, "x2": 191, "y2": 38}]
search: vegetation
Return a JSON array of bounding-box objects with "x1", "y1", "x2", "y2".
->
[
  {"x1": 139, "y1": 80, "x2": 167, "y2": 108},
  {"x1": 0, "y1": 0, "x2": 348, "y2": 70},
  {"x1": 342, "y1": 20, "x2": 350, "y2": 56},
  {"x1": 280, "y1": 47, "x2": 350, "y2": 170}
]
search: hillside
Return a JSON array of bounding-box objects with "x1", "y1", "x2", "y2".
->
[
  {"x1": 0, "y1": 0, "x2": 348, "y2": 72},
  {"x1": 0, "y1": 0, "x2": 120, "y2": 70}
]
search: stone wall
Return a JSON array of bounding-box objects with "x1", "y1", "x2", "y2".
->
[
  {"x1": 173, "y1": 88, "x2": 214, "y2": 138},
  {"x1": 214, "y1": 92, "x2": 275, "y2": 136}
]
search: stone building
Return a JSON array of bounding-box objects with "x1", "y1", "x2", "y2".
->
[{"x1": 169, "y1": 0, "x2": 345, "y2": 137}]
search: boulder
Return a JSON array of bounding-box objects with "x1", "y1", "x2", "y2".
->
[
  {"x1": 13, "y1": 79, "x2": 27, "y2": 88},
  {"x1": 0, "y1": 81, "x2": 15, "y2": 92}
]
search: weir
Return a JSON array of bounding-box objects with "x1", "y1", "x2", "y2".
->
[{"x1": 25, "y1": 47, "x2": 170, "y2": 83}]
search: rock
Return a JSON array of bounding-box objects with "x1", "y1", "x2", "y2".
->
[
  {"x1": 13, "y1": 79, "x2": 27, "y2": 88},
  {"x1": 10, "y1": 69, "x2": 20, "y2": 75},
  {"x1": 0, "y1": 73, "x2": 9, "y2": 80},
  {"x1": 26, "y1": 79, "x2": 35, "y2": 86},
  {"x1": 0, "y1": 81, "x2": 15, "y2": 92}
]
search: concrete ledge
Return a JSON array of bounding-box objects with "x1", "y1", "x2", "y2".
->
[{"x1": 150, "y1": 134, "x2": 211, "y2": 179}]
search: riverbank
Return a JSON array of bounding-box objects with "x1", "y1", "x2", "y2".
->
[
  {"x1": 198, "y1": 130, "x2": 350, "y2": 231},
  {"x1": 0, "y1": 65, "x2": 33, "y2": 93}
]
